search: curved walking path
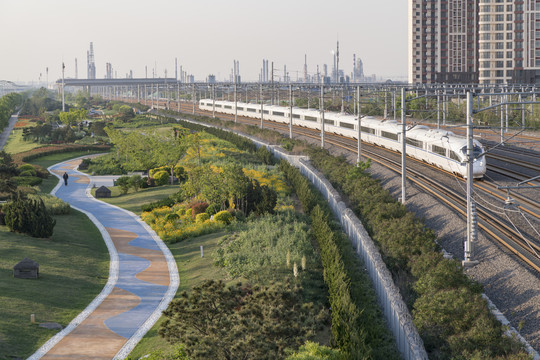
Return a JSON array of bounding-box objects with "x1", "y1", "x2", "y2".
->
[{"x1": 28, "y1": 158, "x2": 179, "y2": 359}]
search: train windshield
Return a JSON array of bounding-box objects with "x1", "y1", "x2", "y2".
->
[{"x1": 460, "y1": 145, "x2": 484, "y2": 159}]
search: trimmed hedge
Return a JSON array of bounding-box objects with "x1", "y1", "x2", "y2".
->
[
  {"x1": 13, "y1": 144, "x2": 111, "y2": 164},
  {"x1": 279, "y1": 160, "x2": 398, "y2": 359}
]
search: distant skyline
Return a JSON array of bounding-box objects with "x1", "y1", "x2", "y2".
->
[{"x1": 0, "y1": 0, "x2": 408, "y2": 84}]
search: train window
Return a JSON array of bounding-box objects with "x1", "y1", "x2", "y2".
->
[
  {"x1": 432, "y1": 145, "x2": 446, "y2": 156},
  {"x1": 224, "y1": 105, "x2": 232, "y2": 109},
  {"x1": 237, "y1": 107, "x2": 244, "y2": 111},
  {"x1": 406, "y1": 137, "x2": 423, "y2": 148},
  {"x1": 247, "y1": 108, "x2": 257, "y2": 112},
  {"x1": 324, "y1": 119, "x2": 334, "y2": 125},
  {"x1": 381, "y1": 131, "x2": 398, "y2": 141},
  {"x1": 273, "y1": 111, "x2": 285, "y2": 116},
  {"x1": 304, "y1": 116, "x2": 317, "y2": 121},
  {"x1": 450, "y1": 151, "x2": 461, "y2": 161},
  {"x1": 263, "y1": 110, "x2": 269, "y2": 114},
  {"x1": 340, "y1": 122, "x2": 354, "y2": 129},
  {"x1": 360, "y1": 126, "x2": 375, "y2": 134},
  {"x1": 293, "y1": 114, "x2": 300, "y2": 119},
  {"x1": 215, "y1": 104, "x2": 222, "y2": 108}
]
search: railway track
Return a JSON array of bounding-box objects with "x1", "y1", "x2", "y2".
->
[{"x1": 116, "y1": 96, "x2": 540, "y2": 272}]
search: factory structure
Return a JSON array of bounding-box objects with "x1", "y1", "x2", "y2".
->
[{"x1": 80, "y1": 41, "x2": 372, "y2": 84}]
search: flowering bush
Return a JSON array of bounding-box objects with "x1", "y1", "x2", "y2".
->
[
  {"x1": 141, "y1": 205, "x2": 226, "y2": 243},
  {"x1": 214, "y1": 210, "x2": 233, "y2": 224},
  {"x1": 153, "y1": 170, "x2": 169, "y2": 186},
  {"x1": 196, "y1": 213, "x2": 209, "y2": 223}
]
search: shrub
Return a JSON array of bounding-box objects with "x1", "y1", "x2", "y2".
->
[
  {"x1": 165, "y1": 213, "x2": 179, "y2": 222},
  {"x1": 3, "y1": 194, "x2": 56, "y2": 237},
  {"x1": 196, "y1": 213, "x2": 209, "y2": 223},
  {"x1": 128, "y1": 174, "x2": 144, "y2": 192},
  {"x1": 19, "y1": 170, "x2": 36, "y2": 177},
  {"x1": 149, "y1": 166, "x2": 171, "y2": 178},
  {"x1": 256, "y1": 146, "x2": 274, "y2": 165},
  {"x1": 205, "y1": 203, "x2": 220, "y2": 216},
  {"x1": 174, "y1": 165, "x2": 187, "y2": 182},
  {"x1": 153, "y1": 170, "x2": 169, "y2": 186},
  {"x1": 185, "y1": 208, "x2": 192, "y2": 217},
  {"x1": 214, "y1": 210, "x2": 233, "y2": 224},
  {"x1": 28, "y1": 194, "x2": 70, "y2": 215},
  {"x1": 115, "y1": 176, "x2": 131, "y2": 194},
  {"x1": 18, "y1": 164, "x2": 37, "y2": 176},
  {"x1": 12, "y1": 176, "x2": 42, "y2": 186},
  {"x1": 190, "y1": 202, "x2": 209, "y2": 217}
]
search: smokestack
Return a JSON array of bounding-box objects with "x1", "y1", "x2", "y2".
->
[
  {"x1": 336, "y1": 40, "x2": 340, "y2": 83},
  {"x1": 304, "y1": 54, "x2": 308, "y2": 83},
  {"x1": 75, "y1": 58, "x2": 78, "y2": 79},
  {"x1": 175, "y1": 58, "x2": 178, "y2": 79}
]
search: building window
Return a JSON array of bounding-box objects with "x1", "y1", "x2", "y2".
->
[
  {"x1": 507, "y1": 61, "x2": 513, "y2": 67},
  {"x1": 507, "y1": 23, "x2": 512, "y2": 31},
  {"x1": 507, "y1": 14, "x2": 512, "y2": 21}
]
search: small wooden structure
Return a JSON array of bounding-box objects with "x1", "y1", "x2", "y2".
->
[
  {"x1": 13, "y1": 258, "x2": 39, "y2": 279},
  {"x1": 95, "y1": 186, "x2": 111, "y2": 198}
]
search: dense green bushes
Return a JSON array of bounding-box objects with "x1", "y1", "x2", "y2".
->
[
  {"x1": 305, "y1": 147, "x2": 528, "y2": 359},
  {"x1": 175, "y1": 118, "x2": 257, "y2": 153},
  {"x1": 28, "y1": 194, "x2": 70, "y2": 215},
  {"x1": 0, "y1": 92, "x2": 23, "y2": 131},
  {"x1": 279, "y1": 160, "x2": 398, "y2": 359},
  {"x1": 3, "y1": 193, "x2": 56, "y2": 237}
]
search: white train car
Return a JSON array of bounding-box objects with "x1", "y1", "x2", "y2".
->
[{"x1": 198, "y1": 99, "x2": 486, "y2": 178}]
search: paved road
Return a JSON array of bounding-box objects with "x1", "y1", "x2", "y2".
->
[
  {"x1": 0, "y1": 111, "x2": 19, "y2": 150},
  {"x1": 28, "y1": 158, "x2": 178, "y2": 359}
]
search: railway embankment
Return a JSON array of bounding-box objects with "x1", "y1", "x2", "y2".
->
[{"x1": 157, "y1": 109, "x2": 538, "y2": 360}]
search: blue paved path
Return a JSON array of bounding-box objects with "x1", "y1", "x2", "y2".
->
[{"x1": 29, "y1": 158, "x2": 178, "y2": 360}]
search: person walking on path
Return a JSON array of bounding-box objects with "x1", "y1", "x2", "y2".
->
[{"x1": 63, "y1": 172, "x2": 69, "y2": 186}]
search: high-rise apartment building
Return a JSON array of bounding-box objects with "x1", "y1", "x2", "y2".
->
[
  {"x1": 409, "y1": 0, "x2": 479, "y2": 84},
  {"x1": 410, "y1": 0, "x2": 540, "y2": 84},
  {"x1": 478, "y1": 0, "x2": 540, "y2": 84}
]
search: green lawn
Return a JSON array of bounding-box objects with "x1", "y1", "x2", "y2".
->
[
  {"x1": 93, "y1": 185, "x2": 179, "y2": 215},
  {"x1": 128, "y1": 231, "x2": 231, "y2": 358},
  {"x1": 27, "y1": 151, "x2": 109, "y2": 194},
  {"x1": 3, "y1": 128, "x2": 44, "y2": 155},
  {"x1": 0, "y1": 210, "x2": 109, "y2": 360}
]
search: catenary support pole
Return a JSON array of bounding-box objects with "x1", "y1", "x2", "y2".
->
[
  {"x1": 401, "y1": 87, "x2": 406, "y2": 204},
  {"x1": 289, "y1": 84, "x2": 293, "y2": 139},
  {"x1": 234, "y1": 83, "x2": 237, "y2": 123},
  {"x1": 320, "y1": 84, "x2": 325, "y2": 148},
  {"x1": 463, "y1": 91, "x2": 478, "y2": 267},
  {"x1": 260, "y1": 83, "x2": 264, "y2": 129},
  {"x1": 357, "y1": 85, "x2": 362, "y2": 164}
]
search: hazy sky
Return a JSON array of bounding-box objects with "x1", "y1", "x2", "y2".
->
[{"x1": 1, "y1": 0, "x2": 408, "y2": 84}]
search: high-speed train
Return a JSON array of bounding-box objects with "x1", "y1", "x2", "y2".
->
[{"x1": 199, "y1": 99, "x2": 486, "y2": 179}]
